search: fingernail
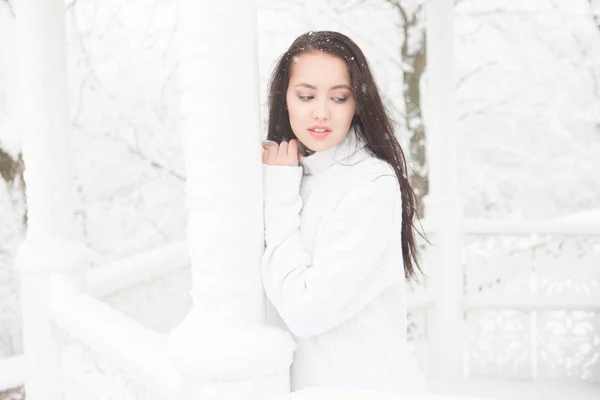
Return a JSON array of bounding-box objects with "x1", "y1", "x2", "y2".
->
[{"x1": 262, "y1": 140, "x2": 278, "y2": 146}]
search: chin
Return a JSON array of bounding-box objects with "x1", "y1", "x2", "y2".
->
[
  {"x1": 296, "y1": 129, "x2": 346, "y2": 153},
  {"x1": 305, "y1": 139, "x2": 333, "y2": 152}
]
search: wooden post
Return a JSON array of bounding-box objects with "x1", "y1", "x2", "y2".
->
[
  {"x1": 423, "y1": 0, "x2": 464, "y2": 381},
  {"x1": 168, "y1": 0, "x2": 295, "y2": 397}
]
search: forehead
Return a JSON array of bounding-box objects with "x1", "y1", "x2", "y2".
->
[{"x1": 289, "y1": 51, "x2": 350, "y2": 85}]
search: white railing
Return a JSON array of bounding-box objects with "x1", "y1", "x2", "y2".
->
[
  {"x1": 461, "y1": 220, "x2": 600, "y2": 382},
  {"x1": 86, "y1": 241, "x2": 189, "y2": 298},
  {"x1": 10, "y1": 219, "x2": 598, "y2": 399},
  {"x1": 48, "y1": 273, "x2": 178, "y2": 399},
  {"x1": 407, "y1": 219, "x2": 600, "y2": 383}
]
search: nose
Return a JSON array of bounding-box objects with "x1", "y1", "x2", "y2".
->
[{"x1": 312, "y1": 98, "x2": 330, "y2": 121}]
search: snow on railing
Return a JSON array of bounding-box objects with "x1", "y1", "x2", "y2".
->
[
  {"x1": 12, "y1": 219, "x2": 596, "y2": 399},
  {"x1": 408, "y1": 219, "x2": 600, "y2": 382},
  {"x1": 88, "y1": 242, "x2": 193, "y2": 334},
  {"x1": 268, "y1": 387, "x2": 490, "y2": 399},
  {"x1": 87, "y1": 241, "x2": 189, "y2": 298},
  {"x1": 0, "y1": 354, "x2": 24, "y2": 392},
  {"x1": 47, "y1": 274, "x2": 178, "y2": 399},
  {"x1": 461, "y1": 220, "x2": 600, "y2": 382}
]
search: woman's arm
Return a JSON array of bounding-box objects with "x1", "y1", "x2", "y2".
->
[{"x1": 262, "y1": 166, "x2": 403, "y2": 337}]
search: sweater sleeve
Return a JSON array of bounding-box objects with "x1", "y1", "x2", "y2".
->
[{"x1": 261, "y1": 165, "x2": 404, "y2": 337}]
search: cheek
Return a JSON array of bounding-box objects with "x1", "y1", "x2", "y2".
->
[
  {"x1": 342, "y1": 100, "x2": 356, "y2": 120},
  {"x1": 286, "y1": 97, "x2": 308, "y2": 121}
]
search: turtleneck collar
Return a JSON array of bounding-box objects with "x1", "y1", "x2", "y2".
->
[{"x1": 299, "y1": 126, "x2": 370, "y2": 176}]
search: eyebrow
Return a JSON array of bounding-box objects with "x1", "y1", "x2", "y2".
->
[{"x1": 294, "y1": 83, "x2": 352, "y2": 90}]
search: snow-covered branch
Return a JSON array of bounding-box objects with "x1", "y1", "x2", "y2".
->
[
  {"x1": 104, "y1": 131, "x2": 185, "y2": 183},
  {"x1": 0, "y1": 0, "x2": 14, "y2": 18},
  {"x1": 588, "y1": 0, "x2": 600, "y2": 33}
]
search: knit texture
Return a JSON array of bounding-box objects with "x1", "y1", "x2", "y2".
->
[{"x1": 261, "y1": 127, "x2": 428, "y2": 394}]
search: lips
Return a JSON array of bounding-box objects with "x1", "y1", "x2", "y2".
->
[{"x1": 308, "y1": 125, "x2": 331, "y2": 138}]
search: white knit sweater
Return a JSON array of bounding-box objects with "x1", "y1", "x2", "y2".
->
[{"x1": 261, "y1": 127, "x2": 429, "y2": 394}]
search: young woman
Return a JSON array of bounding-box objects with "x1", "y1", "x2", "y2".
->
[{"x1": 261, "y1": 31, "x2": 428, "y2": 394}]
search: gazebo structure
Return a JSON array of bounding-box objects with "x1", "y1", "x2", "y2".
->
[{"x1": 4, "y1": 0, "x2": 599, "y2": 398}]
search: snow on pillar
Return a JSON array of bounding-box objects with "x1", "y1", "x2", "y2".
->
[
  {"x1": 168, "y1": 0, "x2": 295, "y2": 397},
  {"x1": 422, "y1": 0, "x2": 464, "y2": 380},
  {"x1": 13, "y1": 1, "x2": 93, "y2": 399},
  {"x1": 0, "y1": 2, "x2": 20, "y2": 156}
]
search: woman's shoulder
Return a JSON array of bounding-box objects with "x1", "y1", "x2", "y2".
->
[
  {"x1": 343, "y1": 151, "x2": 397, "y2": 184},
  {"x1": 360, "y1": 155, "x2": 396, "y2": 177},
  {"x1": 328, "y1": 155, "x2": 399, "y2": 205}
]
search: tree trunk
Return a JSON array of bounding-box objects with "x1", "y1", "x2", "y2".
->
[{"x1": 388, "y1": 0, "x2": 428, "y2": 217}]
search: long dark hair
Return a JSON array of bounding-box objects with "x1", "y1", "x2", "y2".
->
[{"x1": 266, "y1": 31, "x2": 424, "y2": 282}]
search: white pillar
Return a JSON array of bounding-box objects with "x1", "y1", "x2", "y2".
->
[
  {"x1": 168, "y1": 0, "x2": 295, "y2": 397},
  {"x1": 13, "y1": 1, "x2": 93, "y2": 399},
  {"x1": 0, "y1": 2, "x2": 19, "y2": 155},
  {"x1": 422, "y1": 0, "x2": 464, "y2": 380}
]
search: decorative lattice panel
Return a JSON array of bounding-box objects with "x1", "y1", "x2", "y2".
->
[{"x1": 463, "y1": 233, "x2": 600, "y2": 382}]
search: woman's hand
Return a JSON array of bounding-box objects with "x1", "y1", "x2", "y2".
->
[{"x1": 262, "y1": 139, "x2": 299, "y2": 167}]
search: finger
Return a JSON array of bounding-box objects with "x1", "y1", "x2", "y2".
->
[
  {"x1": 279, "y1": 141, "x2": 288, "y2": 157},
  {"x1": 268, "y1": 143, "x2": 279, "y2": 162},
  {"x1": 262, "y1": 149, "x2": 268, "y2": 164},
  {"x1": 288, "y1": 139, "x2": 299, "y2": 158},
  {"x1": 263, "y1": 140, "x2": 277, "y2": 151}
]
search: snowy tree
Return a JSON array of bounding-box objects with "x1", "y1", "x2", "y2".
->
[
  {"x1": 453, "y1": 0, "x2": 600, "y2": 218},
  {"x1": 64, "y1": 0, "x2": 187, "y2": 262},
  {"x1": 382, "y1": 0, "x2": 428, "y2": 216},
  {"x1": 0, "y1": 0, "x2": 24, "y2": 359}
]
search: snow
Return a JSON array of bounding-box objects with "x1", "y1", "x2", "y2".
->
[
  {"x1": 0, "y1": 354, "x2": 24, "y2": 391},
  {"x1": 86, "y1": 241, "x2": 189, "y2": 298},
  {"x1": 550, "y1": 208, "x2": 600, "y2": 223},
  {"x1": 0, "y1": 121, "x2": 20, "y2": 160},
  {"x1": 429, "y1": 378, "x2": 600, "y2": 400},
  {"x1": 168, "y1": 311, "x2": 295, "y2": 380},
  {"x1": 272, "y1": 387, "x2": 487, "y2": 400},
  {"x1": 47, "y1": 274, "x2": 180, "y2": 395},
  {"x1": 0, "y1": 7, "x2": 20, "y2": 159}
]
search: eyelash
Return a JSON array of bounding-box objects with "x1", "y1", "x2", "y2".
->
[{"x1": 298, "y1": 95, "x2": 348, "y2": 104}]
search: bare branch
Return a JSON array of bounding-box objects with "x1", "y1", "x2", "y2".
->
[
  {"x1": 588, "y1": 0, "x2": 600, "y2": 33},
  {"x1": 333, "y1": 0, "x2": 370, "y2": 13},
  {"x1": 105, "y1": 131, "x2": 186, "y2": 182},
  {"x1": 322, "y1": 8, "x2": 404, "y2": 70},
  {"x1": 0, "y1": 0, "x2": 15, "y2": 17},
  {"x1": 456, "y1": 61, "x2": 497, "y2": 90},
  {"x1": 457, "y1": 79, "x2": 548, "y2": 121}
]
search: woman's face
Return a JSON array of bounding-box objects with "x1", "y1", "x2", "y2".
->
[{"x1": 286, "y1": 51, "x2": 356, "y2": 153}]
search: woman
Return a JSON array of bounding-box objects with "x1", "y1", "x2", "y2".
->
[{"x1": 261, "y1": 31, "x2": 428, "y2": 394}]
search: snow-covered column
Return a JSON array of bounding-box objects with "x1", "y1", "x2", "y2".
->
[
  {"x1": 12, "y1": 1, "x2": 93, "y2": 399},
  {"x1": 168, "y1": 0, "x2": 295, "y2": 397},
  {"x1": 0, "y1": 2, "x2": 16, "y2": 148},
  {"x1": 422, "y1": 0, "x2": 464, "y2": 380}
]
